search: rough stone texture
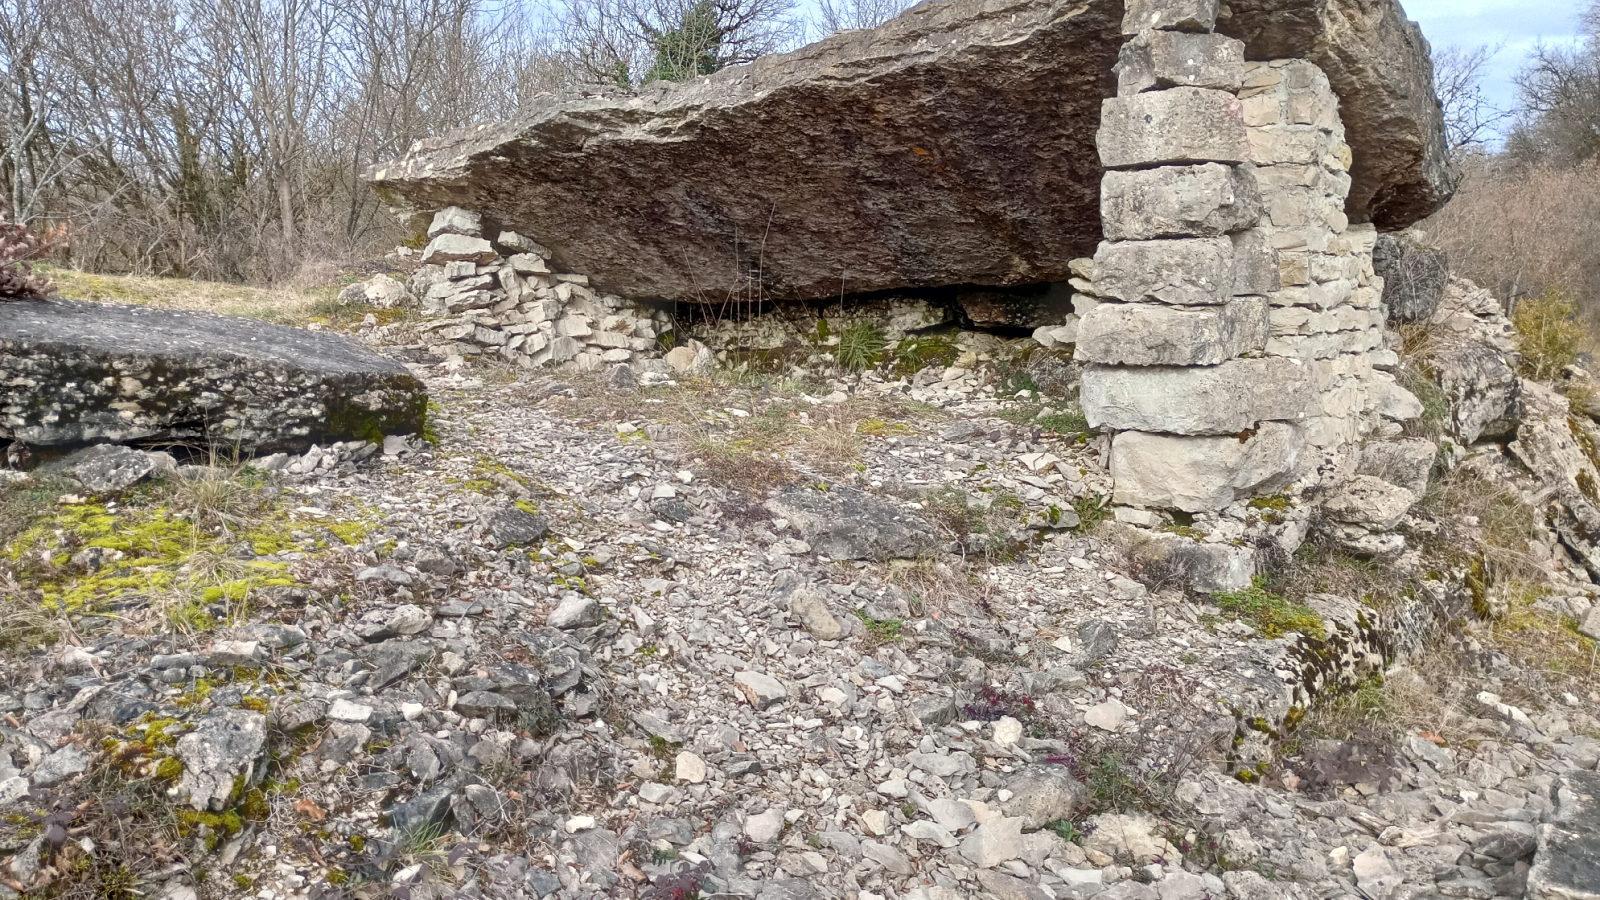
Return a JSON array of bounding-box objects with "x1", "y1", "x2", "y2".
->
[
  {"x1": 1528, "y1": 771, "x2": 1600, "y2": 900},
  {"x1": 1111, "y1": 424, "x2": 1303, "y2": 511},
  {"x1": 1320, "y1": 474, "x2": 1415, "y2": 530},
  {"x1": 371, "y1": 0, "x2": 1448, "y2": 305},
  {"x1": 766, "y1": 486, "x2": 939, "y2": 560},
  {"x1": 1121, "y1": 0, "x2": 1219, "y2": 35},
  {"x1": 175, "y1": 709, "x2": 267, "y2": 811},
  {"x1": 1081, "y1": 357, "x2": 1314, "y2": 435},
  {"x1": 1356, "y1": 437, "x2": 1437, "y2": 496},
  {"x1": 1115, "y1": 31, "x2": 1245, "y2": 95},
  {"x1": 1098, "y1": 88, "x2": 1250, "y2": 168},
  {"x1": 1092, "y1": 237, "x2": 1236, "y2": 306},
  {"x1": 55, "y1": 444, "x2": 158, "y2": 492},
  {"x1": 1075, "y1": 298, "x2": 1267, "y2": 366},
  {"x1": 1434, "y1": 341, "x2": 1521, "y2": 444},
  {"x1": 0, "y1": 299, "x2": 426, "y2": 453},
  {"x1": 1101, "y1": 164, "x2": 1262, "y2": 241},
  {"x1": 1114, "y1": 525, "x2": 1256, "y2": 590},
  {"x1": 1217, "y1": 0, "x2": 1454, "y2": 228},
  {"x1": 1373, "y1": 231, "x2": 1449, "y2": 321},
  {"x1": 370, "y1": 0, "x2": 1125, "y2": 304}
]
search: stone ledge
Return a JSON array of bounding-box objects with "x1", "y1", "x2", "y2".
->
[{"x1": 1109, "y1": 423, "x2": 1303, "y2": 511}]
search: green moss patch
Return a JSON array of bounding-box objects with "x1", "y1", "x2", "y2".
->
[{"x1": 1212, "y1": 577, "x2": 1326, "y2": 640}]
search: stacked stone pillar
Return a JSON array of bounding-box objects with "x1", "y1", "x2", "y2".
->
[{"x1": 1078, "y1": 0, "x2": 1367, "y2": 515}]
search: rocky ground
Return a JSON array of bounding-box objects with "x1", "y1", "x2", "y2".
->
[{"x1": 0, "y1": 318, "x2": 1597, "y2": 900}]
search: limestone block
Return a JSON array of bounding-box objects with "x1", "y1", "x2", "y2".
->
[
  {"x1": 1111, "y1": 423, "x2": 1304, "y2": 512},
  {"x1": 1240, "y1": 93, "x2": 1281, "y2": 127},
  {"x1": 1247, "y1": 127, "x2": 1341, "y2": 167},
  {"x1": 1076, "y1": 298, "x2": 1267, "y2": 366},
  {"x1": 1100, "y1": 164, "x2": 1261, "y2": 240},
  {"x1": 1231, "y1": 229, "x2": 1280, "y2": 295},
  {"x1": 1115, "y1": 32, "x2": 1244, "y2": 95},
  {"x1": 422, "y1": 233, "x2": 497, "y2": 266},
  {"x1": 1323, "y1": 475, "x2": 1416, "y2": 531},
  {"x1": 1081, "y1": 357, "x2": 1315, "y2": 435},
  {"x1": 1121, "y1": 0, "x2": 1218, "y2": 35},
  {"x1": 1098, "y1": 89, "x2": 1250, "y2": 169},
  {"x1": 427, "y1": 206, "x2": 481, "y2": 239},
  {"x1": 1092, "y1": 237, "x2": 1234, "y2": 306}
]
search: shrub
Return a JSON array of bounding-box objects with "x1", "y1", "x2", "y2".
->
[
  {"x1": 0, "y1": 206, "x2": 54, "y2": 299},
  {"x1": 1512, "y1": 286, "x2": 1587, "y2": 381},
  {"x1": 836, "y1": 322, "x2": 886, "y2": 371}
]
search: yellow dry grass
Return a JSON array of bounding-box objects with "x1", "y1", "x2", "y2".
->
[{"x1": 40, "y1": 265, "x2": 334, "y2": 324}]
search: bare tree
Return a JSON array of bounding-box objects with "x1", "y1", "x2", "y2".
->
[
  {"x1": 1509, "y1": 0, "x2": 1600, "y2": 165},
  {"x1": 1432, "y1": 44, "x2": 1512, "y2": 157},
  {"x1": 556, "y1": 0, "x2": 803, "y2": 88},
  {"x1": 815, "y1": 0, "x2": 913, "y2": 33}
]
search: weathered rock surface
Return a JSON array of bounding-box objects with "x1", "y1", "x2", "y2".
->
[
  {"x1": 0, "y1": 299, "x2": 426, "y2": 453},
  {"x1": 1528, "y1": 771, "x2": 1600, "y2": 900},
  {"x1": 1081, "y1": 357, "x2": 1314, "y2": 435},
  {"x1": 175, "y1": 709, "x2": 267, "y2": 811},
  {"x1": 369, "y1": 0, "x2": 1448, "y2": 304},
  {"x1": 766, "y1": 485, "x2": 939, "y2": 560},
  {"x1": 1110, "y1": 423, "x2": 1303, "y2": 512},
  {"x1": 1100, "y1": 163, "x2": 1262, "y2": 241},
  {"x1": 1218, "y1": 0, "x2": 1455, "y2": 228},
  {"x1": 1076, "y1": 297, "x2": 1267, "y2": 366}
]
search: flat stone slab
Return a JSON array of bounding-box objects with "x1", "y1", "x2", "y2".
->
[
  {"x1": 368, "y1": 0, "x2": 1448, "y2": 304},
  {"x1": 1529, "y1": 771, "x2": 1600, "y2": 900},
  {"x1": 0, "y1": 299, "x2": 426, "y2": 453}
]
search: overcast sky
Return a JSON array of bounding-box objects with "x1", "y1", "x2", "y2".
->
[{"x1": 1403, "y1": 0, "x2": 1591, "y2": 135}]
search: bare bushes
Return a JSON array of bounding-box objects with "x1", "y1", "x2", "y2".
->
[
  {"x1": 1425, "y1": 160, "x2": 1600, "y2": 321},
  {"x1": 0, "y1": 205, "x2": 54, "y2": 298}
]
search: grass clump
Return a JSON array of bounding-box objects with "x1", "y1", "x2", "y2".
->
[
  {"x1": 836, "y1": 323, "x2": 887, "y2": 372},
  {"x1": 853, "y1": 609, "x2": 903, "y2": 644},
  {"x1": 1512, "y1": 286, "x2": 1586, "y2": 382},
  {"x1": 1212, "y1": 577, "x2": 1325, "y2": 639}
]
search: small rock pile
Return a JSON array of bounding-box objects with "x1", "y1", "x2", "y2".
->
[{"x1": 406, "y1": 207, "x2": 674, "y2": 371}]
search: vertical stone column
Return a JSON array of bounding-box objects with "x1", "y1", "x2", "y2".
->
[
  {"x1": 1242, "y1": 59, "x2": 1387, "y2": 460},
  {"x1": 1078, "y1": 0, "x2": 1305, "y2": 514}
]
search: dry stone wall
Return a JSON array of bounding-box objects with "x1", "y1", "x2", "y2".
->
[
  {"x1": 1078, "y1": 0, "x2": 1395, "y2": 514},
  {"x1": 409, "y1": 208, "x2": 674, "y2": 373}
]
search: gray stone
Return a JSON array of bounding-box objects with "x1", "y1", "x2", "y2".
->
[
  {"x1": 1374, "y1": 233, "x2": 1449, "y2": 322},
  {"x1": 1116, "y1": 31, "x2": 1244, "y2": 95},
  {"x1": 961, "y1": 816, "x2": 1025, "y2": 868},
  {"x1": 861, "y1": 839, "x2": 913, "y2": 875},
  {"x1": 1081, "y1": 357, "x2": 1315, "y2": 435},
  {"x1": 785, "y1": 586, "x2": 844, "y2": 641},
  {"x1": 484, "y1": 502, "x2": 549, "y2": 548},
  {"x1": 1101, "y1": 163, "x2": 1261, "y2": 241},
  {"x1": 1122, "y1": 0, "x2": 1218, "y2": 34},
  {"x1": 1076, "y1": 297, "x2": 1267, "y2": 366},
  {"x1": 1093, "y1": 237, "x2": 1235, "y2": 306},
  {"x1": 746, "y1": 807, "x2": 787, "y2": 843},
  {"x1": 1356, "y1": 438, "x2": 1437, "y2": 496},
  {"x1": 1083, "y1": 813, "x2": 1180, "y2": 865},
  {"x1": 766, "y1": 486, "x2": 938, "y2": 561},
  {"x1": 175, "y1": 709, "x2": 267, "y2": 811},
  {"x1": 1098, "y1": 88, "x2": 1250, "y2": 169},
  {"x1": 1433, "y1": 342, "x2": 1521, "y2": 444},
  {"x1": 547, "y1": 595, "x2": 601, "y2": 629},
  {"x1": 1003, "y1": 767, "x2": 1089, "y2": 830},
  {"x1": 1111, "y1": 423, "x2": 1302, "y2": 512},
  {"x1": 427, "y1": 206, "x2": 482, "y2": 238},
  {"x1": 1322, "y1": 474, "x2": 1416, "y2": 531},
  {"x1": 1526, "y1": 771, "x2": 1599, "y2": 900},
  {"x1": 421, "y1": 233, "x2": 496, "y2": 266},
  {"x1": 0, "y1": 299, "x2": 426, "y2": 453},
  {"x1": 1230, "y1": 229, "x2": 1281, "y2": 295},
  {"x1": 30, "y1": 745, "x2": 91, "y2": 787},
  {"x1": 55, "y1": 444, "x2": 157, "y2": 493},
  {"x1": 734, "y1": 671, "x2": 787, "y2": 709},
  {"x1": 455, "y1": 690, "x2": 517, "y2": 719}
]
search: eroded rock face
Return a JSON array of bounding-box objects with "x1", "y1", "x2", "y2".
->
[
  {"x1": 368, "y1": 0, "x2": 1447, "y2": 305},
  {"x1": 0, "y1": 299, "x2": 426, "y2": 453}
]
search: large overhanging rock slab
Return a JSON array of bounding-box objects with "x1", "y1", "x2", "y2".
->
[
  {"x1": 0, "y1": 299, "x2": 427, "y2": 453},
  {"x1": 1081, "y1": 357, "x2": 1314, "y2": 434},
  {"x1": 368, "y1": 0, "x2": 1125, "y2": 304},
  {"x1": 367, "y1": 0, "x2": 1448, "y2": 304}
]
